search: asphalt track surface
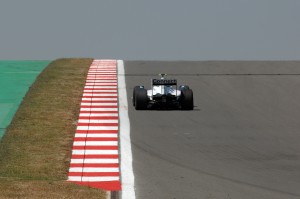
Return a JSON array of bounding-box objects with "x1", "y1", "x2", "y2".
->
[{"x1": 124, "y1": 61, "x2": 300, "y2": 199}]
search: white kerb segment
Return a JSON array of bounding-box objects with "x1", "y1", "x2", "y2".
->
[
  {"x1": 82, "y1": 98, "x2": 117, "y2": 101},
  {"x1": 75, "y1": 134, "x2": 118, "y2": 138},
  {"x1": 80, "y1": 108, "x2": 118, "y2": 111},
  {"x1": 79, "y1": 113, "x2": 118, "y2": 117},
  {"x1": 68, "y1": 176, "x2": 119, "y2": 182},
  {"x1": 73, "y1": 141, "x2": 118, "y2": 146},
  {"x1": 70, "y1": 158, "x2": 119, "y2": 164},
  {"x1": 69, "y1": 167, "x2": 119, "y2": 172},
  {"x1": 76, "y1": 126, "x2": 118, "y2": 131},
  {"x1": 78, "y1": 119, "x2": 119, "y2": 123},
  {"x1": 72, "y1": 150, "x2": 118, "y2": 155}
]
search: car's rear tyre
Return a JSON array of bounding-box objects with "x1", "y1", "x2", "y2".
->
[
  {"x1": 133, "y1": 86, "x2": 141, "y2": 106},
  {"x1": 135, "y1": 88, "x2": 148, "y2": 110},
  {"x1": 181, "y1": 89, "x2": 194, "y2": 110},
  {"x1": 179, "y1": 85, "x2": 190, "y2": 90}
]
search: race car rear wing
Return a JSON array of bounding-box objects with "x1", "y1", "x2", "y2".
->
[{"x1": 152, "y1": 79, "x2": 177, "y2": 86}]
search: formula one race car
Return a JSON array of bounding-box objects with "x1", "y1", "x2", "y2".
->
[{"x1": 133, "y1": 74, "x2": 194, "y2": 110}]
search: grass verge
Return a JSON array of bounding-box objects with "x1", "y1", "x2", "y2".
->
[{"x1": 0, "y1": 58, "x2": 106, "y2": 198}]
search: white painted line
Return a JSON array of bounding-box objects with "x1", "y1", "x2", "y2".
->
[
  {"x1": 80, "y1": 108, "x2": 118, "y2": 112},
  {"x1": 85, "y1": 82, "x2": 117, "y2": 85},
  {"x1": 69, "y1": 167, "x2": 119, "y2": 172},
  {"x1": 88, "y1": 70, "x2": 117, "y2": 72},
  {"x1": 87, "y1": 73, "x2": 116, "y2": 74},
  {"x1": 68, "y1": 176, "x2": 119, "y2": 182},
  {"x1": 90, "y1": 65, "x2": 116, "y2": 67},
  {"x1": 84, "y1": 90, "x2": 117, "y2": 93},
  {"x1": 118, "y1": 60, "x2": 136, "y2": 199},
  {"x1": 83, "y1": 91, "x2": 116, "y2": 94},
  {"x1": 87, "y1": 78, "x2": 117, "y2": 80},
  {"x1": 81, "y1": 103, "x2": 118, "y2": 106},
  {"x1": 73, "y1": 141, "x2": 118, "y2": 146},
  {"x1": 90, "y1": 67, "x2": 115, "y2": 68},
  {"x1": 89, "y1": 67, "x2": 116, "y2": 69},
  {"x1": 79, "y1": 113, "x2": 118, "y2": 117},
  {"x1": 78, "y1": 119, "x2": 118, "y2": 123},
  {"x1": 90, "y1": 69, "x2": 115, "y2": 70},
  {"x1": 82, "y1": 98, "x2": 117, "y2": 101},
  {"x1": 86, "y1": 80, "x2": 117, "y2": 83},
  {"x1": 92, "y1": 68, "x2": 116, "y2": 69},
  {"x1": 88, "y1": 69, "x2": 116, "y2": 71},
  {"x1": 71, "y1": 159, "x2": 119, "y2": 164},
  {"x1": 93, "y1": 59, "x2": 116, "y2": 61},
  {"x1": 85, "y1": 86, "x2": 117, "y2": 89},
  {"x1": 87, "y1": 75, "x2": 116, "y2": 77},
  {"x1": 77, "y1": 126, "x2": 118, "y2": 131},
  {"x1": 85, "y1": 83, "x2": 117, "y2": 86},
  {"x1": 89, "y1": 66, "x2": 115, "y2": 67},
  {"x1": 83, "y1": 94, "x2": 118, "y2": 97},
  {"x1": 75, "y1": 134, "x2": 118, "y2": 138},
  {"x1": 88, "y1": 73, "x2": 117, "y2": 75},
  {"x1": 72, "y1": 150, "x2": 118, "y2": 155}
]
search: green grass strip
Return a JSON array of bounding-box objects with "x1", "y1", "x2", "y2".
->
[{"x1": 0, "y1": 58, "x2": 106, "y2": 198}]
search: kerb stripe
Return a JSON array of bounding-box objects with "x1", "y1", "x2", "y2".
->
[{"x1": 68, "y1": 59, "x2": 121, "y2": 191}]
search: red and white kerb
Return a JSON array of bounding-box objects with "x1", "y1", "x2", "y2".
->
[{"x1": 68, "y1": 59, "x2": 121, "y2": 191}]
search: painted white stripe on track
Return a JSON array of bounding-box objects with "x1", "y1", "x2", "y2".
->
[
  {"x1": 80, "y1": 103, "x2": 118, "y2": 106},
  {"x1": 89, "y1": 66, "x2": 116, "y2": 67},
  {"x1": 88, "y1": 73, "x2": 116, "y2": 74},
  {"x1": 87, "y1": 78, "x2": 117, "y2": 80},
  {"x1": 73, "y1": 141, "x2": 118, "y2": 146},
  {"x1": 83, "y1": 94, "x2": 118, "y2": 97},
  {"x1": 79, "y1": 113, "x2": 118, "y2": 117},
  {"x1": 86, "y1": 80, "x2": 117, "y2": 83},
  {"x1": 80, "y1": 108, "x2": 118, "y2": 111},
  {"x1": 69, "y1": 167, "x2": 119, "y2": 172},
  {"x1": 89, "y1": 69, "x2": 116, "y2": 70},
  {"x1": 90, "y1": 65, "x2": 116, "y2": 67},
  {"x1": 78, "y1": 119, "x2": 118, "y2": 123},
  {"x1": 88, "y1": 71, "x2": 117, "y2": 72},
  {"x1": 77, "y1": 126, "x2": 118, "y2": 131},
  {"x1": 84, "y1": 90, "x2": 117, "y2": 93},
  {"x1": 88, "y1": 70, "x2": 117, "y2": 71},
  {"x1": 82, "y1": 98, "x2": 117, "y2": 101},
  {"x1": 118, "y1": 60, "x2": 136, "y2": 199},
  {"x1": 71, "y1": 159, "x2": 119, "y2": 164},
  {"x1": 68, "y1": 176, "x2": 119, "y2": 182},
  {"x1": 72, "y1": 150, "x2": 118, "y2": 155},
  {"x1": 85, "y1": 83, "x2": 117, "y2": 85},
  {"x1": 87, "y1": 75, "x2": 116, "y2": 78},
  {"x1": 75, "y1": 134, "x2": 118, "y2": 138},
  {"x1": 84, "y1": 86, "x2": 117, "y2": 90}
]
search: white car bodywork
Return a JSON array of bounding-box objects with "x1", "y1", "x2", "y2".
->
[{"x1": 147, "y1": 85, "x2": 181, "y2": 100}]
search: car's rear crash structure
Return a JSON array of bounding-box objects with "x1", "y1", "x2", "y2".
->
[{"x1": 132, "y1": 74, "x2": 194, "y2": 110}]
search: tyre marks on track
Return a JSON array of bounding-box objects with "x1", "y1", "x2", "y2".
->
[{"x1": 68, "y1": 59, "x2": 121, "y2": 191}]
